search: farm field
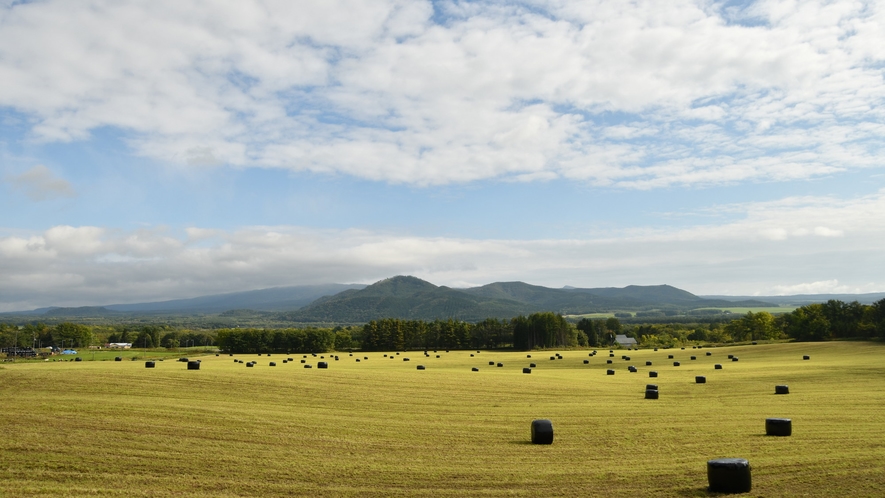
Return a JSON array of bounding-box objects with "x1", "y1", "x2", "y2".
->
[{"x1": 1, "y1": 342, "x2": 884, "y2": 497}]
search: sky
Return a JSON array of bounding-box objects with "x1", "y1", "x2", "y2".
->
[{"x1": 1, "y1": 0, "x2": 884, "y2": 312}]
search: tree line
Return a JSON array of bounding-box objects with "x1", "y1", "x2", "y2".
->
[{"x1": 4, "y1": 299, "x2": 884, "y2": 354}]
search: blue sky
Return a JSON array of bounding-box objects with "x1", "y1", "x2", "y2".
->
[{"x1": 2, "y1": 0, "x2": 884, "y2": 311}]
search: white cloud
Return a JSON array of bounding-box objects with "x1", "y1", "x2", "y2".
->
[
  {"x1": 0, "y1": 0, "x2": 882, "y2": 187},
  {"x1": 5, "y1": 165, "x2": 76, "y2": 201},
  {"x1": 2, "y1": 188, "x2": 884, "y2": 310}
]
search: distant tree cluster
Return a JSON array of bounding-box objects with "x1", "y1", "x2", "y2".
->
[
  {"x1": 359, "y1": 318, "x2": 512, "y2": 351},
  {"x1": 215, "y1": 328, "x2": 335, "y2": 354}
]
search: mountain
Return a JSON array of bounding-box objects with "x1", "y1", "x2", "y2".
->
[
  {"x1": 281, "y1": 276, "x2": 776, "y2": 323},
  {"x1": 701, "y1": 293, "x2": 885, "y2": 306},
  {"x1": 100, "y1": 283, "x2": 366, "y2": 313},
  {"x1": 281, "y1": 276, "x2": 530, "y2": 322}
]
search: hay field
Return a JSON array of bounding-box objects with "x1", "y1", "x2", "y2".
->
[{"x1": 2, "y1": 342, "x2": 884, "y2": 497}]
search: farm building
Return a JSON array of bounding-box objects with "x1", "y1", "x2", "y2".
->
[{"x1": 614, "y1": 334, "x2": 637, "y2": 347}]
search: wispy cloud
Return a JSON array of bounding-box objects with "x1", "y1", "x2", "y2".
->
[
  {"x1": 5, "y1": 165, "x2": 76, "y2": 201},
  {"x1": 0, "y1": 0, "x2": 882, "y2": 187}
]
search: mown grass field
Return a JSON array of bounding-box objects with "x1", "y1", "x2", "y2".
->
[{"x1": 2, "y1": 342, "x2": 883, "y2": 497}]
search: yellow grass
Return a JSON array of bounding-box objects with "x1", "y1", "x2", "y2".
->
[{"x1": 1, "y1": 342, "x2": 884, "y2": 496}]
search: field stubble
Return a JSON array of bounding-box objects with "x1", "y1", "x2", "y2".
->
[{"x1": 1, "y1": 342, "x2": 884, "y2": 496}]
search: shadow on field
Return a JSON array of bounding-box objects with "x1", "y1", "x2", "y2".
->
[
  {"x1": 675, "y1": 487, "x2": 718, "y2": 497},
  {"x1": 508, "y1": 440, "x2": 535, "y2": 445}
]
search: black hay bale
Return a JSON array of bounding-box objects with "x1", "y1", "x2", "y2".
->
[
  {"x1": 304, "y1": 364, "x2": 313, "y2": 368},
  {"x1": 233, "y1": 359, "x2": 238, "y2": 363},
  {"x1": 695, "y1": 376, "x2": 706, "y2": 384},
  {"x1": 550, "y1": 356, "x2": 556, "y2": 360},
  {"x1": 609, "y1": 353, "x2": 615, "y2": 357},
  {"x1": 403, "y1": 358, "x2": 410, "y2": 361},
  {"x1": 752, "y1": 341, "x2": 758, "y2": 345},
  {"x1": 645, "y1": 389, "x2": 659, "y2": 399},
  {"x1": 523, "y1": 367, "x2": 531, "y2": 374},
  {"x1": 606, "y1": 359, "x2": 613, "y2": 364},
  {"x1": 187, "y1": 361, "x2": 200, "y2": 370},
  {"x1": 803, "y1": 355, "x2": 810, "y2": 360},
  {"x1": 727, "y1": 354, "x2": 734, "y2": 359},
  {"x1": 715, "y1": 364, "x2": 723, "y2": 369},
  {"x1": 471, "y1": 367, "x2": 479, "y2": 371},
  {"x1": 649, "y1": 371, "x2": 658, "y2": 378},
  {"x1": 114, "y1": 357, "x2": 122, "y2": 361},
  {"x1": 646, "y1": 384, "x2": 659, "y2": 390},
  {"x1": 384, "y1": 354, "x2": 388, "y2": 357},
  {"x1": 145, "y1": 361, "x2": 155, "y2": 368},
  {"x1": 470, "y1": 354, "x2": 474, "y2": 357},
  {"x1": 690, "y1": 356, "x2": 697, "y2": 360},
  {"x1": 269, "y1": 362, "x2": 277, "y2": 367},
  {"x1": 417, "y1": 365, "x2": 425, "y2": 370},
  {"x1": 335, "y1": 356, "x2": 339, "y2": 360},
  {"x1": 318, "y1": 362, "x2": 328, "y2": 368},
  {"x1": 526, "y1": 354, "x2": 532, "y2": 358},
  {"x1": 628, "y1": 366, "x2": 637, "y2": 372},
  {"x1": 775, "y1": 385, "x2": 790, "y2": 395},
  {"x1": 583, "y1": 360, "x2": 589, "y2": 364},
  {"x1": 215, "y1": 353, "x2": 219, "y2": 357},
  {"x1": 257, "y1": 353, "x2": 262, "y2": 356},
  {"x1": 529, "y1": 363, "x2": 536, "y2": 368},
  {"x1": 246, "y1": 362, "x2": 254, "y2": 367},
  {"x1": 646, "y1": 361, "x2": 652, "y2": 366},
  {"x1": 606, "y1": 369, "x2": 615, "y2": 375},
  {"x1": 496, "y1": 362, "x2": 504, "y2": 367},
  {"x1": 673, "y1": 361, "x2": 681, "y2": 367},
  {"x1": 706, "y1": 352, "x2": 712, "y2": 356},
  {"x1": 707, "y1": 458, "x2": 751, "y2": 494},
  {"x1": 355, "y1": 359, "x2": 361, "y2": 362},
  {"x1": 531, "y1": 419, "x2": 554, "y2": 444},
  {"x1": 668, "y1": 355, "x2": 674, "y2": 359},
  {"x1": 288, "y1": 357, "x2": 293, "y2": 361},
  {"x1": 489, "y1": 361, "x2": 495, "y2": 365},
  {"x1": 300, "y1": 359, "x2": 306, "y2": 363},
  {"x1": 732, "y1": 357, "x2": 739, "y2": 362},
  {"x1": 364, "y1": 357, "x2": 368, "y2": 360},
  {"x1": 179, "y1": 358, "x2": 189, "y2": 362},
  {"x1": 765, "y1": 418, "x2": 792, "y2": 436},
  {"x1": 283, "y1": 360, "x2": 288, "y2": 364}
]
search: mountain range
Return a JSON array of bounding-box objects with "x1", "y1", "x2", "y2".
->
[{"x1": 7, "y1": 276, "x2": 884, "y2": 323}]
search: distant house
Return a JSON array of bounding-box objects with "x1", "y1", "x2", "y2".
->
[
  {"x1": 107, "y1": 343, "x2": 132, "y2": 349},
  {"x1": 614, "y1": 334, "x2": 637, "y2": 347}
]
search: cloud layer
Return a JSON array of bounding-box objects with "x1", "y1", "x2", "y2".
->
[
  {"x1": 3, "y1": 189, "x2": 884, "y2": 310},
  {"x1": 1, "y1": 0, "x2": 883, "y2": 187}
]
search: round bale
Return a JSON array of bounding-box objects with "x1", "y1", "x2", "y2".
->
[
  {"x1": 522, "y1": 367, "x2": 531, "y2": 374},
  {"x1": 732, "y1": 357, "x2": 739, "y2": 362},
  {"x1": 606, "y1": 369, "x2": 615, "y2": 375},
  {"x1": 471, "y1": 367, "x2": 479, "y2": 372},
  {"x1": 649, "y1": 371, "x2": 658, "y2": 378},
  {"x1": 645, "y1": 389, "x2": 659, "y2": 399},
  {"x1": 606, "y1": 359, "x2": 613, "y2": 364},
  {"x1": 496, "y1": 362, "x2": 504, "y2": 367},
  {"x1": 417, "y1": 365, "x2": 425, "y2": 370},
  {"x1": 707, "y1": 458, "x2": 751, "y2": 493},
  {"x1": 695, "y1": 376, "x2": 706, "y2": 384},
  {"x1": 115, "y1": 357, "x2": 122, "y2": 362},
  {"x1": 269, "y1": 362, "x2": 276, "y2": 367},
  {"x1": 531, "y1": 419, "x2": 554, "y2": 444},
  {"x1": 187, "y1": 361, "x2": 200, "y2": 370},
  {"x1": 583, "y1": 360, "x2": 589, "y2": 364},
  {"x1": 646, "y1": 361, "x2": 652, "y2": 366},
  {"x1": 318, "y1": 362, "x2": 328, "y2": 369},
  {"x1": 765, "y1": 418, "x2": 792, "y2": 436},
  {"x1": 714, "y1": 364, "x2": 723, "y2": 369},
  {"x1": 673, "y1": 361, "x2": 681, "y2": 367},
  {"x1": 145, "y1": 361, "x2": 155, "y2": 368},
  {"x1": 803, "y1": 355, "x2": 810, "y2": 360},
  {"x1": 775, "y1": 385, "x2": 789, "y2": 395},
  {"x1": 529, "y1": 363, "x2": 536, "y2": 368},
  {"x1": 304, "y1": 364, "x2": 313, "y2": 368}
]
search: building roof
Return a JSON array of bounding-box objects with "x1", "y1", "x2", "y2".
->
[{"x1": 614, "y1": 334, "x2": 637, "y2": 345}]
